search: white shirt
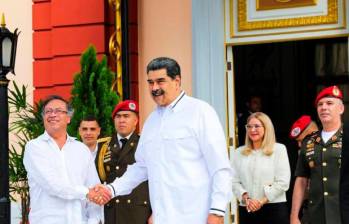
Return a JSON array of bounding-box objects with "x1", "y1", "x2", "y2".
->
[
  {"x1": 231, "y1": 143, "x2": 290, "y2": 205},
  {"x1": 109, "y1": 92, "x2": 233, "y2": 224},
  {"x1": 91, "y1": 144, "x2": 98, "y2": 160},
  {"x1": 24, "y1": 131, "x2": 103, "y2": 224},
  {"x1": 321, "y1": 130, "x2": 337, "y2": 143}
]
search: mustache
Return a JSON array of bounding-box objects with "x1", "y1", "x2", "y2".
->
[{"x1": 151, "y1": 89, "x2": 165, "y2": 96}]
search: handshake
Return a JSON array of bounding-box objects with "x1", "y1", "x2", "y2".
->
[{"x1": 87, "y1": 184, "x2": 113, "y2": 205}]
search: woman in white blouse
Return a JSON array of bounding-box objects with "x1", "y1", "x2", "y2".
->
[{"x1": 232, "y1": 112, "x2": 291, "y2": 224}]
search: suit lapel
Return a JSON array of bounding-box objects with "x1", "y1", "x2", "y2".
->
[{"x1": 118, "y1": 133, "x2": 138, "y2": 162}]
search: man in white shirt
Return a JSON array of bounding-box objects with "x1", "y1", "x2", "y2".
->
[
  {"x1": 79, "y1": 115, "x2": 101, "y2": 160},
  {"x1": 95, "y1": 57, "x2": 233, "y2": 224},
  {"x1": 23, "y1": 95, "x2": 110, "y2": 224}
]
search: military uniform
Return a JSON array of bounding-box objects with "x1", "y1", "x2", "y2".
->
[
  {"x1": 295, "y1": 128, "x2": 342, "y2": 224},
  {"x1": 96, "y1": 133, "x2": 151, "y2": 224}
]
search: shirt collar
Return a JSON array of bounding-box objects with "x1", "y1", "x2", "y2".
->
[
  {"x1": 41, "y1": 131, "x2": 75, "y2": 142},
  {"x1": 157, "y1": 91, "x2": 186, "y2": 113},
  {"x1": 117, "y1": 132, "x2": 133, "y2": 141}
]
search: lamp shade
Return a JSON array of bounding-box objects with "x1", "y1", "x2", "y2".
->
[{"x1": 0, "y1": 25, "x2": 19, "y2": 76}]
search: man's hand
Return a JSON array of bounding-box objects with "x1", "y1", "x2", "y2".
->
[
  {"x1": 88, "y1": 184, "x2": 112, "y2": 205},
  {"x1": 290, "y1": 214, "x2": 301, "y2": 224},
  {"x1": 147, "y1": 214, "x2": 153, "y2": 224},
  {"x1": 207, "y1": 214, "x2": 224, "y2": 224}
]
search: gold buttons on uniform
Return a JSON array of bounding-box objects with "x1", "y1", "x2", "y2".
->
[
  {"x1": 116, "y1": 199, "x2": 120, "y2": 203},
  {"x1": 144, "y1": 201, "x2": 147, "y2": 205},
  {"x1": 322, "y1": 162, "x2": 327, "y2": 166},
  {"x1": 323, "y1": 177, "x2": 327, "y2": 181},
  {"x1": 323, "y1": 148, "x2": 327, "y2": 152},
  {"x1": 116, "y1": 166, "x2": 120, "y2": 170},
  {"x1": 127, "y1": 199, "x2": 131, "y2": 203},
  {"x1": 324, "y1": 192, "x2": 328, "y2": 196}
]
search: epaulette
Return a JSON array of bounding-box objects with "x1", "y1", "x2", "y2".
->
[{"x1": 97, "y1": 136, "x2": 112, "y2": 143}]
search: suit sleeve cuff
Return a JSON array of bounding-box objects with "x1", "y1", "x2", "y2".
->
[
  {"x1": 107, "y1": 184, "x2": 116, "y2": 198},
  {"x1": 209, "y1": 208, "x2": 225, "y2": 217}
]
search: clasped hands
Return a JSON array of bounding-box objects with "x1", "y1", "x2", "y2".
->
[
  {"x1": 87, "y1": 184, "x2": 112, "y2": 205},
  {"x1": 242, "y1": 193, "x2": 268, "y2": 213}
]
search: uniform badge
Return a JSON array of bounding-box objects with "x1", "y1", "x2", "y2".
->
[
  {"x1": 308, "y1": 161, "x2": 315, "y2": 168},
  {"x1": 333, "y1": 86, "x2": 340, "y2": 96},
  {"x1": 306, "y1": 143, "x2": 314, "y2": 149},
  {"x1": 306, "y1": 151, "x2": 314, "y2": 156},
  {"x1": 291, "y1": 127, "x2": 301, "y2": 138},
  {"x1": 104, "y1": 157, "x2": 111, "y2": 163},
  {"x1": 129, "y1": 102, "x2": 136, "y2": 110},
  {"x1": 332, "y1": 143, "x2": 341, "y2": 148}
]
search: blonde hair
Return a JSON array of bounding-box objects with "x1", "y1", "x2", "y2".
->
[{"x1": 242, "y1": 112, "x2": 276, "y2": 156}]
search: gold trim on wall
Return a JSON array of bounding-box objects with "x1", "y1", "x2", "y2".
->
[
  {"x1": 232, "y1": 0, "x2": 338, "y2": 32},
  {"x1": 256, "y1": 0, "x2": 317, "y2": 11}
]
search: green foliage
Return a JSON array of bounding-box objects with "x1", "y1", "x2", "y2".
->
[
  {"x1": 69, "y1": 45, "x2": 119, "y2": 137},
  {"x1": 8, "y1": 81, "x2": 44, "y2": 223}
]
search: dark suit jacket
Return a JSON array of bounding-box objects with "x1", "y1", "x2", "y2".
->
[
  {"x1": 341, "y1": 122, "x2": 349, "y2": 224},
  {"x1": 95, "y1": 133, "x2": 151, "y2": 224}
]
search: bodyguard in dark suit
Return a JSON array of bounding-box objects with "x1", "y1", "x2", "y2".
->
[
  {"x1": 340, "y1": 122, "x2": 349, "y2": 224},
  {"x1": 96, "y1": 100, "x2": 152, "y2": 224}
]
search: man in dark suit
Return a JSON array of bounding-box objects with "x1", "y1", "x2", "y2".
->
[
  {"x1": 340, "y1": 122, "x2": 349, "y2": 224},
  {"x1": 95, "y1": 100, "x2": 152, "y2": 224}
]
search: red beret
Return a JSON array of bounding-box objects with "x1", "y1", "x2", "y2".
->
[
  {"x1": 289, "y1": 115, "x2": 312, "y2": 139},
  {"x1": 314, "y1": 85, "x2": 343, "y2": 106},
  {"x1": 112, "y1": 100, "x2": 139, "y2": 119}
]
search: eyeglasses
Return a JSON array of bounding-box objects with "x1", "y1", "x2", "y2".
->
[
  {"x1": 44, "y1": 108, "x2": 68, "y2": 115},
  {"x1": 245, "y1": 124, "x2": 264, "y2": 130}
]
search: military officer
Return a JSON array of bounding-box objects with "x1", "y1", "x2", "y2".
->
[
  {"x1": 95, "y1": 100, "x2": 152, "y2": 224},
  {"x1": 291, "y1": 86, "x2": 344, "y2": 224},
  {"x1": 289, "y1": 115, "x2": 319, "y2": 224}
]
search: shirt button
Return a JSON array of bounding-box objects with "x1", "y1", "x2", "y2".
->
[
  {"x1": 127, "y1": 199, "x2": 131, "y2": 203},
  {"x1": 324, "y1": 192, "x2": 328, "y2": 196},
  {"x1": 322, "y1": 162, "x2": 327, "y2": 166},
  {"x1": 115, "y1": 199, "x2": 120, "y2": 203},
  {"x1": 323, "y1": 148, "x2": 327, "y2": 152},
  {"x1": 144, "y1": 201, "x2": 147, "y2": 205},
  {"x1": 116, "y1": 166, "x2": 120, "y2": 170},
  {"x1": 323, "y1": 177, "x2": 327, "y2": 181}
]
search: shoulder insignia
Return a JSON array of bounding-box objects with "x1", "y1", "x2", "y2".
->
[
  {"x1": 97, "y1": 137, "x2": 112, "y2": 143},
  {"x1": 97, "y1": 137, "x2": 112, "y2": 182}
]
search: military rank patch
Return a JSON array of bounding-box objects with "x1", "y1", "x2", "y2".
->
[
  {"x1": 306, "y1": 151, "x2": 314, "y2": 156},
  {"x1": 104, "y1": 157, "x2": 111, "y2": 163},
  {"x1": 306, "y1": 144, "x2": 314, "y2": 150},
  {"x1": 332, "y1": 143, "x2": 341, "y2": 148}
]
